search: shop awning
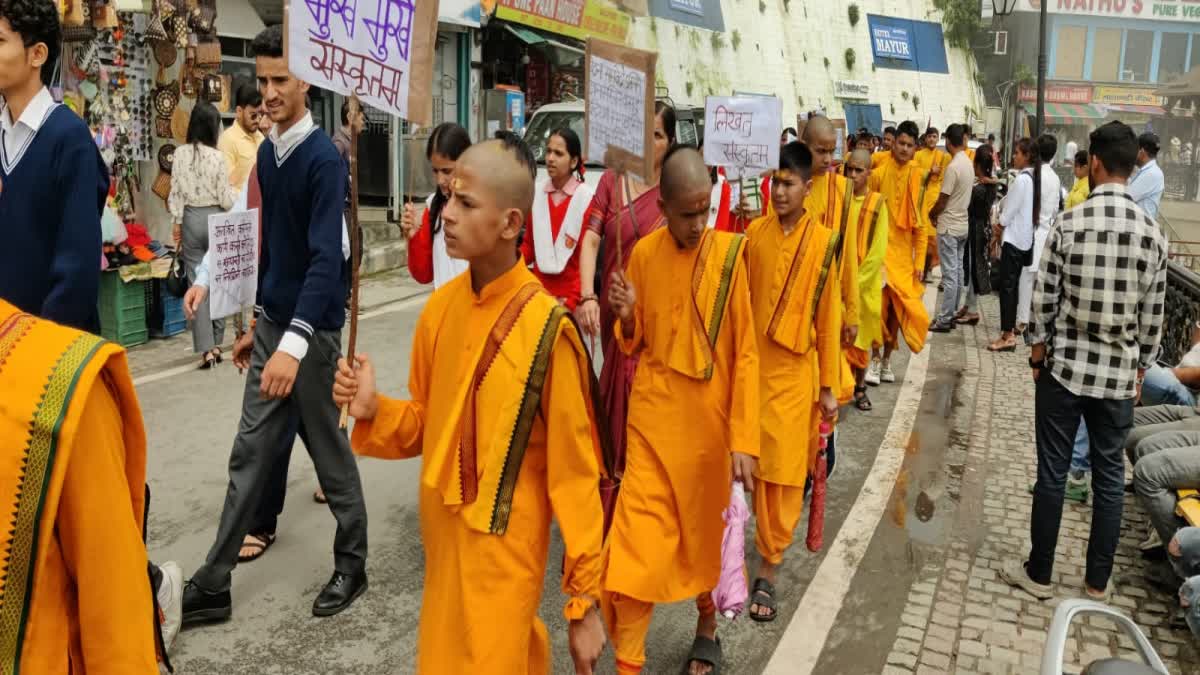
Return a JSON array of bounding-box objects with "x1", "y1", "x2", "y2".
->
[
  {"x1": 1022, "y1": 102, "x2": 1107, "y2": 124},
  {"x1": 505, "y1": 24, "x2": 546, "y2": 45},
  {"x1": 1105, "y1": 103, "x2": 1166, "y2": 116},
  {"x1": 216, "y1": 0, "x2": 265, "y2": 40},
  {"x1": 502, "y1": 23, "x2": 585, "y2": 65}
]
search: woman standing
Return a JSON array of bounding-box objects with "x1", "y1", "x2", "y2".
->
[
  {"x1": 987, "y1": 137, "x2": 1035, "y2": 353},
  {"x1": 956, "y1": 146, "x2": 997, "y2": 326},
  {"x1": 401, "y1": 122, "x2": 472, "y2": 288},
  {"x1": 520, "y1": 127, "x2": 594, "y2": 309},
  {"x1": 169, "y1": 100, "x2": 234, "y2": 369},
  {"x1": 576, "y1": 101, "x2": 675, "y2": 479}
]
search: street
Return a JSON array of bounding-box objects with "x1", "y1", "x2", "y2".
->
[{"x1": 138, "y1": 271, "x2": 1199, "y2": 674}]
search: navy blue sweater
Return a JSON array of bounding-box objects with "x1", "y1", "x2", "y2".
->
[
  {"x1": 255, "y1": 128, "x2": 347, "y2": 337},
  {"x1": 0, "y1": 105, "x2": 107, "y2": 332}
]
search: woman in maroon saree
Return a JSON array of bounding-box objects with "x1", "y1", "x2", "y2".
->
[{"x1": 575, "y1": 102, "x2": 676, "y2": 498}]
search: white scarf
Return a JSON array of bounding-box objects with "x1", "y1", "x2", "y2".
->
[
  {"x1": 531, "y1": 178, "x2": 595, "y2": 275},
  {"x1": 707, "y1": 174, "x2": 726, "y2": 229},
  {"x1": 427, "y1": 193, "x2": 469, "y2": 288}
]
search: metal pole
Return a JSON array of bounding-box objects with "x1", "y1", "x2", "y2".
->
[{"x1": 1033, "y1": 0, "x2": 1048, "y2": 248}]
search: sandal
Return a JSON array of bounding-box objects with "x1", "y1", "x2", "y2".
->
[
  {"x1": 211, "y1": 347, "x2": 223, "y2": 364},
  {"x1": 314, "y1": 488, "x2": 327, "y2": 504},
  {"x1": 237, "y1": 532, "x2": 276, "y2": 563},
  {"x1": 748, "y1": 577, "x2": 777, "y2": 623},
  {"x1": 987, "y1": 337, "x2": 1017, "y2": 353},
  {"x1": 955, "y1": 312, "x2": 981, "y2": 325},
  {"x1": 199, "y1": 351, "x2": 217, "y2": 370},
  {"x1": 683, "y1": 634, "x2": 722, "y2": 674},
  {"x1": 853, "y1": 386, "x2": 873, "y2": 412}
]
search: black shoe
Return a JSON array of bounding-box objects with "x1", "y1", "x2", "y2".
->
[
  {"x1": 313, "y1": 571, "x2": 368, "y2": 617},
  {"x1": 930, "y1": 321, "x2": 955, "y2": 333},
  {"x1": 182, "y1": 579, "x2": 231, "y2": 625}
]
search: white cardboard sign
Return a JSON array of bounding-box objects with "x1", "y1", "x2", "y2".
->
[
  {"x1": 207, "y1": 209, "x2": 259, "y2": 320},
  {"x1": 703, "y1": 95, "x2": 783, "y2": 174}
]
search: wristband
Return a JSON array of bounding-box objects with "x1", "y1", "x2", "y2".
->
[{"x1": 578, "y1": 295, "x2": 598, "y2": 307}]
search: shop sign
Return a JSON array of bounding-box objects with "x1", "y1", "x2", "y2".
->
[
  {"x1": 497, "y1": 0, "x2": 631, "y2": 44},
  {"x1": 1014, "y1": 0, "x2": 1200, "y2": 22},
  {"x1": 1017, "y1": 84, "x2": 1091, "y2": 103},
  {"x1": 668, "y1": 0, "x2": 703, "y2": 16},
  {"x1": 871, "y1": 24, "x2": 912, "y2": 61},
  {"x1": 1093, "y1": 85, "x2": 1163, "y2": 105},
  {"x1": 834, "y1": 80, "x2": 870, "y2": 99}
]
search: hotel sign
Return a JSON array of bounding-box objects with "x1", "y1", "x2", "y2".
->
[{"x1": 1015, "y1": 0, "x2": 1200, "y2": 22}]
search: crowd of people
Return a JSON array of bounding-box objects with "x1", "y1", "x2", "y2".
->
[{"x1": 0, "y1": 0, "x2": 1192, "y2": 671}]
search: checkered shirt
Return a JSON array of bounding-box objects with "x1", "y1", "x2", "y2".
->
[{"x1": 1030, "y1": 183, "x2": 1168, "y2": 400}]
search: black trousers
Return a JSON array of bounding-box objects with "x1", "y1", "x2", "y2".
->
[
  {"x1": 248, "y1": 413, "x2": 306, "y2": 535},
  {"x1": 1029, "y1": 373, "x2": 1134, "y2": 590},
  {"x1": 998, "y1": 242, "x2": 1026, "y2": 333}
]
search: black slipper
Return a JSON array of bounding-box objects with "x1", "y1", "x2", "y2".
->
[
  {"x1": 854, "y1": 386, "x2": 873, "y2": 411},
  {"x1": 683, "y1": 634, "x2": 722, "y2": 674},
  {"x1": 749, "y1": 577, "x2": 777, "y2": 623}
]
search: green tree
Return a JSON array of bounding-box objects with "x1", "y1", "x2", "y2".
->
[{"x1": 933, "y1": 0, "x2": 982, "y2": 49}]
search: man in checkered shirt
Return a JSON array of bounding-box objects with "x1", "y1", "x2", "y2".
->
[{"x1": 1002, "y1": 121, "x2": 1169, "y2": 602}]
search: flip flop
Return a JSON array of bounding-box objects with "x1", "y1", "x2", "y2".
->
[
  {"x1": 749, "y1": 578, "x2": 777, "y2": 623},
  {"x1": 237, "y1": 532, "x2": 276, "y2": 563},
  {"x1": 853, "y1": 386, "x2": 873, "y2": 411},
  {"x1": 683, "y1": 634, "x2": 722, "y2": 675}
]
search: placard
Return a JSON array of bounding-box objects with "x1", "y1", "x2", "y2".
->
[
  {"x1": 285, "y1": 0, "x2": 438, "y2": 124},
  {"x1": 871, "y1": 24, "x2": 912, "y2": 61},
  {"x1": 207, "y1": 210, "x2": 260, "y2": 319},
  {"x1": 702, "y1": 95, "x2": 782, "y2": 174},
  {"x1": 584, "y1": 39, "x2": 657, "y2": 183}
]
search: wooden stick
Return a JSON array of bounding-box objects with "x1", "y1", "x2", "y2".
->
[
  {"x1": 613, "y1": 170, "x2": 626, "y2": 272},
  {"x1": 339, "y1": 95, "x2": 363, "y2": 429}
]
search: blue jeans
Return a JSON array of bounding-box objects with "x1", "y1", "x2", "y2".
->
[
  {"x1": 1071, "y1": 421, "x2": 1090, "y2": 474},
  {"x1": 1141, "y1": 364, "x2": 1197, "y2": 408},
  {"x1": 935, "y1": 232, "x2": 967, "y2": 325}
]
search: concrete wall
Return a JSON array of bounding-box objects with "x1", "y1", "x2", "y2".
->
[{"x1": 627, "y1": 0, "x2": 986, "y2": 131}]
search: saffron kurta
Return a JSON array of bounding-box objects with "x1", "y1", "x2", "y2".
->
[
  {"x1": 913, "y1": 148, "x2": 950, "y2": 265},
  {"x1": 745, "y1": 213, "x2": 841, "y2": 489},
  {"x1": 805, "y1": 171, "x2": 859, "y2": 330},
  {"x1": 351, "y1": 261, "x2": 606, "y2": 674},
  {"x1": 870, "y1": 155, "x2": 931, "y2": 353},
  {"x1": 0, "y1": 300, "x2": 158, "y2": 674},
  {"x1": 604, "y1": 228, "x2": 760, "y2": 604}
]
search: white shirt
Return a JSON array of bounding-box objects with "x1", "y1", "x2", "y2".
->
[
  {"x1": 1000, "y1": 163, "x2": 1060, "y2": 252},
  {"x1": 0, "y1": 87, "x2": 56, "y2": 172},
  {"x1": 1128, "y1": 159, "x2": 1165, "y2": 221},
  {"x1": 269, "y1": 111, "x2": 316, "y2": 164}
]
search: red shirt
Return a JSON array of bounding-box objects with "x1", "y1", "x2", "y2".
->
[
  {"x1": 520, "y1": 179, "x2": 588, "y2": 309},
  {"x1": 408, "y1": 207, "x2": 435, "y2": 285}
]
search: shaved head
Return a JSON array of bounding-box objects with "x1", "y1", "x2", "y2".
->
[
  {"x1": 457, "y1": 139, "x2": 536, "y2": 216},
  {"x1": 802, "y1": 116, "x2": 837, "y2": 145},
  {"x1": 803, "y1": 116, "x2": 838, "y2": 173},
  {"x1": 660, "y1": 146, "x2": 712, "y2": 201},
  {"x1": 850, "y1": 148, "x2": 872, "y2": 167}
]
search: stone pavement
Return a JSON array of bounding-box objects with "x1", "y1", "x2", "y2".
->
[{"x1": 882, "y1": 296, "x2": 1199, "y2": 675}]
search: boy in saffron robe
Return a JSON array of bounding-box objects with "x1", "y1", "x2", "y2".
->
[
  {"x1": 603, "y1": 146, "x2": 760, "y2": 675},
  {"x1": 743, "y1": 142, "x2": 841, "y2": 621},
  {"x1": 842, "y1": 149, "x2": 890, "y2": 411},
  {"x1": 333, "y1": 137, "x2": 608, "y2": 674}
]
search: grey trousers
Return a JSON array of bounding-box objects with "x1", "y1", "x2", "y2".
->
[
  {"x1": 1124, "y1": 405, "x2": 1200, "y2": 463},
  {"x1": 192, "y1": 318, "x2": 367, "y2": 593},
  {"x1": 1132, "y1": 430, "x2": 1200, "y2": 560},
  {"x1": 182, "y1": 205, "x2": 225, "y2": 354}
]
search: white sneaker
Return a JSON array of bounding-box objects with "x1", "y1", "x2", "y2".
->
[
  {"x1": 1140, "y1": 527, "x2": 1163, "y2": 552},
  {"x1": 865, "y1": 359, "x2": 881, "y2": 386},
  {"x1": 880, "y1": 361, "x2": 896, "y2": 383},
  {"x1": 158, "y1": 561, "x2": 184, "y2": 652}
]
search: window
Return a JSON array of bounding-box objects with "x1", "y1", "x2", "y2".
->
[
  {"x1": 1093, "y1": 28, "x2": 1122, "y2": 81},
  {"x1": 1160, "y1": 33, "x2": 1189, "y2": 83},
  {"x1": 1191, "y1": 34, "x2": 1200, "y2": 72},
  {"x1": 1123, "y1": 30, "x2": 1153, "y2": 82},
  {"x1": 1054, "y1": 26, "x2": 1086, "y2": 79}
]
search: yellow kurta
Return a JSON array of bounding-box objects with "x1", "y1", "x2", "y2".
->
[
  {"x1": 850, "y1": 193, "x2": 890, "y2": 357},
  {"x1": 745, "y1": 213, "x2": 841, "y2": 488},
  {"x1": 604, "y1": 227, "x2": 760, "y2": 604},
  {"x1": 871, "y1": 150, "x2": 892, "y2": 169},
  {"x1": 805, "y1": 171, "x2": 859, "y2": 330},
  {"x1": 1066, "y1": 176, "x2": 1090, "y2": 210},
  {"x1": 351, "y1": 261, "x2": 605, "y2": 674},
  {"x1": 914, "y1": 148, "x2": 950, "y2": 266},
  {"x1": 0, "y1": 301, "x2": 157, "y2": 675},
  {"x1": 871, "y1": 155, "x2": 931, "y2": 353}
]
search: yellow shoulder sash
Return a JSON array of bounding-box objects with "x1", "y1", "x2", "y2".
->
[
  {"x1": 665, "y1": 230, "x2": 746, "y2": 381},
  {"x1": 764, "y1": 216, "x2": 836, "y2": 354}
]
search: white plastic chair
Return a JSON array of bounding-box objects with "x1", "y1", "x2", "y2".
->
[{"x1": 1041, "y1": 599, "x2": 1170, "y2": 675}]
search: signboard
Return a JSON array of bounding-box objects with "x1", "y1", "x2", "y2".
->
[
  {"x1": 496, "y1": 0, "x2": 630, "y2": 44},
  {"x1": 286, "y1": 0, "x2": 437, "y2": 124},
  {"x1": 668, "y1": 0, "x2": 703, "y2": 16},
  {"x1": 1017, "y1": 84, "x2": 1092, "y2": 104},
  {"x1": 207, "y1": 210, "x2": 259, "y2": 319},
  {"x1": 871, "y1": 24, "x2": 912, "y2": 60},
  {"x1": 584, "y1": 39, "x2": 656, "y2": 183},
  {"x1": 834, "y1": 80, "x2": 870, "y2": 99},
  {"x1": 1093, "y1": 85, "x2": 1164, "y2": 106},
  {"x1": 702, "y1": 95, "x2": 782, "y2": 173},
  {"x1": 1014, "y1": 0, "x2": 1200, "y2": 22}
]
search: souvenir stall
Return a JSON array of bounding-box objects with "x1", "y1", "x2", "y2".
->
[{"x1": 57, "y1": 0, "x2": 224, "y2": 346}]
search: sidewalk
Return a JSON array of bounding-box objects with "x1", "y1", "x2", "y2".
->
[
  {"x1": 883, "y1": 296, "x2": 1199, "y2": 675},
  {"x1": 125, "y1": 268, "x2": 429, "y2": 379}
]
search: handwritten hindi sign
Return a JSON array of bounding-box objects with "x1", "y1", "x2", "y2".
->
[
  {"x1": 207, "y1": 210, "x2": 260, "y2": 320},
  {"x1": 703, "y1": 95, "x2": 782, "y2": 174},
  {"x1": 286, "y1": 0, "x2": 437, "y2": 124},
  {"x1": 584, "y1": 39, "x2": 656, "y2": 183}
]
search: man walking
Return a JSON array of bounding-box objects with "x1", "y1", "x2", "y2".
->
[
  {"x1": 929, "y1": 124, "x2": 973, "y2": 333},
  {"x1": 1129, "y1": 131, "x2": 1165, "y2": 220},
  {"x1": 182, "y1": 24, "x2": 368, "y2": 623},
  {"x1": 218, "y1": 82, "x2": 264, "y2": 194},
  {"x1": 1003, "y1": 121, "x2": 1168, "y2": 601}
]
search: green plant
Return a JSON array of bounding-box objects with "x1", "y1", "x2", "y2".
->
[
  {"x1": 782, "y1": 0, "x2": 790, "y2": 11},
  {"x1": 732, "y1": 30, "x2": 741, "y2": 50},
  {"x1": 758, "y1": 0, "x2": 766, "y2": 12},
  {"x1": 890, "y1": 103, "x2": 896, "y2": 115},
  {"x1": 711, "y1": 32, "x2": 725, "y2": 50},
  {"x1": 1014, "y1": 63, "x2": 1035, "y2": 86},
  {"x1": 799, "y1": 96, "x2": 804, "y2": 107},
  {"x1": 932, "y1": 0, "x2": 983, "y2": 49},
  {"x1": 803, "y1": 52, "x2": 808, "y2": 63},
  {"x1": 674, "y1": 24, "x2": 681, "y2": 38},
  {"x1": 688, "y1": 29, "x2": 701, "y2": 49},
  {"x1": 649, "y1": 16, "x2": 657, "y2": 33},
  {"x1": 912, "y1": 95, "x2": 920, "y2": 109},
  {"x1": 871, "y1": 62, "x2": 876, "y2": 72},
  {"x1": 686, "y1": 81, "x2": 694, "y2": 97},
  {"x1": 844, "y1": 47, "x2": 856, "y2": 70},
  {"x1": 823, "y1": 56, "x2": 830, "y2": 68},
  {"x1": 901, "y1": 90, "x2": 910, "y2": 100},
  {"x1": 848, "y1": 3, "x2": 860, "y2": 26}
]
